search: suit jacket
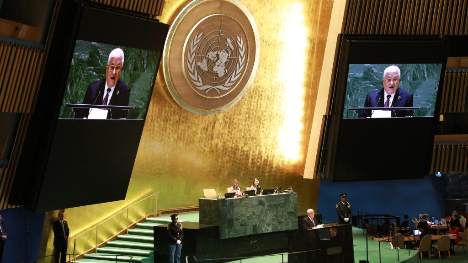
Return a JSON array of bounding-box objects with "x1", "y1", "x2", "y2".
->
[
  {"x1": 302, "y1": 216, "x2": 319, "y2": 230},
  {"x1": 0, "y1": 220, "x2": 6, "y2": 236},
  {"x1": 53, "y1": 220, "x2": 70, "y2": 246},
  {"x1": 336, "y1": 201, "x2": 351, "y2": 224},
  {"x1": 75, "y1": 79, "x2": 131, "y2": 119},
  {"x1": 167, "y1": 222, "x2": 184, "y2": 245},
  {"x1": 361, "y1": 88, "x2": 413, "y2": 118}
]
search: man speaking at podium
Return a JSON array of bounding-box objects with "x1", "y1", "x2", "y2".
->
[
  {"x1": 360, "y1": 65, "x2": 413, "y2": 118},
  {"x1": 302, "y1": 209, "x2": 319, "y2": 230},
  {"x1": 76, "y1": 48, "x2": 131, "y2": 119}
]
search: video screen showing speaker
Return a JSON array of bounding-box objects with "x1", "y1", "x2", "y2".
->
[
  {"x1": 11, "y1": 0, "x2": 169, "y2": 211},
  {"x1": 342, "y1": 63, "x2": 442, "y2": 119},
  {"x1": 59, "y1": 40, "x2": 160, "y2": 120},
  {"x1": 324, "y1": 35, "x2": 447, "y2": 182}
]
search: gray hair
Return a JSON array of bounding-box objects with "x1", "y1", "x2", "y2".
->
[
  {"x1": 108, "y1": 48, "x2": 124, "y2": 66},
  {"x1": 307, "y1": 209, "x2": 314, "y2": 214},
  {"x1": 383, "y1": 65, "x2": 400, "y2": 78}
]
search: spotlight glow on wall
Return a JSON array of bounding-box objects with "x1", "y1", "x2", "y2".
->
[{"x1": 276, "y1": 3, "x2": 307, "y2": 163}]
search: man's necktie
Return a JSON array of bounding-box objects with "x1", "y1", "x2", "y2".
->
[
  {"x1": 102, "y1": 88, "x2": 111, "y2": 105},
  {"x1": 384, "y1": 95, "x2": 391, "y2": 107},
  {"x1": 311, "y1": 218, "x2": 315, "y2": 227},
  {"x1": 61, "y1": 220, "x2": 66, "y2": 235}
]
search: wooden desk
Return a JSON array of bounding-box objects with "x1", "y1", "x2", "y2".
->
[
  {"x1": 372, "y1": 234, "x2": 456, "y2": 242},
  {"x1": 431, "y1": 225, "x2": 448, "y2": 230}
]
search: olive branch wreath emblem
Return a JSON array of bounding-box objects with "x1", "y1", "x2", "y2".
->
[{"x1": 187, "y1": 32, "x2": 245, "y2": 94}]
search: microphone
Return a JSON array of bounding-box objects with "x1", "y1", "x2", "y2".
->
[
  {"x1": 93, "y1": 90, "x2": 102, "y2": 105},
  {"x1": 368, "y1": 96, "x2": 381, "y2": 118},
  {"x1": 88, "y1": 90, "x2": 102, "y2": 116}
]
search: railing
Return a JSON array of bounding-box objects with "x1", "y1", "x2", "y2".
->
[
  {"x1": 352, "y1": 209, "x2": 370, "y2": 229},
  {"x1": 71, "y1": 192, "x2": 158, "y2": 260},
  {"x1": 31, "y1": 254, "x2": 134, "y2": 263}
]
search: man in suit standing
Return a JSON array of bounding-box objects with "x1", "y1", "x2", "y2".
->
[
  {"x1": 76, "y1": 48, "x2": 131, "y2": 119},
  {"x1": 302, "y1": 209, "x2": 319, "y2": 230},
  {"x1": 336, "y1": 193, "x2": 351, "y2": 224},
  {"x1": 53, "y1": 212, "x2": 70, "y2": 263},
  {"x1": 361, "y1": 65, "x2": 413, "y2": 118},
  {"x1": 0, "y1": 214, "x2": 7, "y2": 263}
]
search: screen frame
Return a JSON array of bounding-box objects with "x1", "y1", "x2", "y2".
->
[
  {"x1": 323, "y1": 35, "x2": 448, "y2": 182},
  {"x1": 11, "y1": 0, "x2": 169, "y2": 211}
]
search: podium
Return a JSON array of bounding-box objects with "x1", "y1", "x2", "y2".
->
[
  {"x1": 288, "y1": 224, "x2": 354, "y2": 263},
  {"x1": 66, "y1": 103, "x2": 135, "y2": 119},
  {"x1": 347, "y1": 106, "x2": 420, "y2": 118},
  {"x1": 199, "y1": 193, "x2": 298, "y2": 239}
]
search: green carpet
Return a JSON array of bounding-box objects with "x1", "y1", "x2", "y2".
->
[
  {"x1": 225, "y1": 226, "x2": 468, "y2": 263},
  {"x1": 76, "y1": 212, "x2": 467, "y2": 262}
]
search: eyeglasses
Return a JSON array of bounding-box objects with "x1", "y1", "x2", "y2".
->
[
  {"x1": 108, "y1": 66, "x2": 122, "y2": 72},
  {"x1": 383, "y1": 78, "x2": 400, "y2": 83}
]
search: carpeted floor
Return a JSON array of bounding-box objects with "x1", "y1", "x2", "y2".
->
[{"x1": 225, "y1": 225, "x2": 468, "y2": 263}]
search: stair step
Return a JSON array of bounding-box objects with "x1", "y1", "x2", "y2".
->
[
  {"x1": 146, "y1": 217, "x2": 176, "y2": 224},
  {"x1": 77, "y1": 259, "x2": 137, "y2": 263},
  {"x1": 117, "y1": 234, "x2": 154, "y2": 243},
  {"x1": 84, "y1": 253, "x2": 146, "y2": 262},
  {"x1": 107, "y1": 240, "x2": 154, "y2": 249},
  {"x1": 128, "y1": 228, "x2": 153, "y2": 236},
  {"x1": 136, "y1": 222, "x2": 167, "y2": 228},
  {"x1": 97, "y1": 247, "x2": 152, "y2": 256}
]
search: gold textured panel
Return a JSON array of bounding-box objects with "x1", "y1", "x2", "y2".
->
[
  {"x1": 90, "y1": 0, "x2": 165, "y2": 17},
  {"x1": 0, "y1": 42, "x2": 44, "y2": 113},
  {"x1": 440, "y1": 70, "x2": 468, "y2": 114},
  {"x1": 431, "y1": 143, "x2": 468, "y2": 175},
  {"x1": 343, "y1": 0, "x2": 468, "y2": 35}
]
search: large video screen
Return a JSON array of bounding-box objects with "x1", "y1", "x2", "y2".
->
[
  {"x1": 10, "y1": 0, "x2": 169, "y2": 211},
  {"x1": 320, "y1": 36, "x2": 448, "y2": 182},
  {"x1": 59, "y1": 40, "x2": 160, "y2": 120},
  {"x1": 343, "y1": 64, "x2": 442, "y2": 119}
]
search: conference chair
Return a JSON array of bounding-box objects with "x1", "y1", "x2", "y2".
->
[
  {"x1": 203, "y1": 189, "x2": 217, "y2": 199},
  {"x1": 392, "y1": 233, "x2": 405, "y2": 249},
  {"x1": 460, "y1": 217, "x2": 466, "y2": 230},
  {"x1": 456, "y1": 228, "x2": 468, "y2": 252},
  {"x1": 434, "y1": 235, "x2": 451, "y2": 258},
  {"x1": 418, "y1": 234, "x2": 432, "y2": 259}
]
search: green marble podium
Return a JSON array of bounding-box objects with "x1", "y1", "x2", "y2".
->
[{"x1": 199, "y1": 193, "x2": 298, "y2": 239}]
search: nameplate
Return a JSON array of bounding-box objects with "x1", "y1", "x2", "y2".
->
[{"x1": 327, "y1": 246, "x2": 342, "y2": 255}]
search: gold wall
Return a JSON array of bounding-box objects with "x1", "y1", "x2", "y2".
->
[{"x1": 41, "y1": 0, "x2": 334, "y2": 257}]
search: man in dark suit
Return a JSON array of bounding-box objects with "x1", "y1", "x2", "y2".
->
[
  {"x1": 53, "y1": 212, "x2": 70, "y2": 263},
  {"x1": 302, "y1": 209, "x2": 319, "y2": 230},
  {"x1": 336, "y1": 193, "x2": 351, "y2": 224},
  {"x1": 361, "y1": 65, "x2": 413, "y2": 118},
  {"x1": 75, "y1": 48, "x2": 131, "y2": 119},
  {"x1": 167, "y1": 214, "x2": 183, "y2": 263},
  {"x1": 0, "y1": 214, "x2": 6, "y2": 263}
]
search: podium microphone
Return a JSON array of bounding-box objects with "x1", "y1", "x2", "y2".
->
[
  {"x1": 88, "y1": 90, "x2": 102, "y2": 116},
  {"x1": 93, "y1": 90, "x2": 102, "y2": 105}
]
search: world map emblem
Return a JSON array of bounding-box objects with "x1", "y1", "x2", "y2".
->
[
  {"x1": 185, "y1": 16, "x2": 246, "y2": 98},
  {"x1": 163, "y1": 0, "x2": 259, "y2": 115}
]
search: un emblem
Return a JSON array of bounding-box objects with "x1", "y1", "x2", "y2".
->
[{"x1": 163, "y1": 0, "x2": 259, "y2": 115}]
